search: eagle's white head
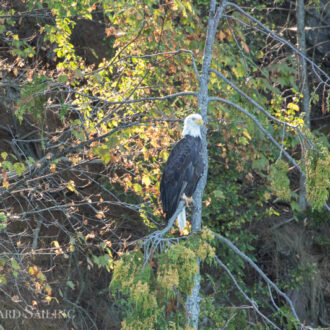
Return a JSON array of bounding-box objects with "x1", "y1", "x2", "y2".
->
[{"x1": 182, "y1": 113, "x2": 204, "y2": 138}]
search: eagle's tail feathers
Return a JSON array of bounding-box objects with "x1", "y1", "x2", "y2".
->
[{"x1": 177, "y1": 207, "x2": 186, "y2": 231}]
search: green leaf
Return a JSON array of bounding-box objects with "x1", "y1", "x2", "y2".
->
[
  {"x1": 213, "y1": 190, "x2": 225, "y2": 199},
  {"x1": 74, "y1": 69, "x2": 83, "y2": 78},
  {"x1": 14, "y1": 162, "x2": 26, "y2": 176},
  {"x1": 11, "y1": 258, "x2": 20, "y2": 270},
  {"x1": 0, "y1": 212, "x2": 7, "y2": 230},
  {"x1": 58, "y1": 74, "x2": 68, "y2": 83},
  {"x1": 133, "y1": 183, "x2": 142, "y2": 193},
  {"x1": 269, "y1": 160, "x2": 290, "y2": 201}
]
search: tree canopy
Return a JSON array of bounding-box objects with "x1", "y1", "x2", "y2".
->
[{"x1": 0, "y1": 0, "x2": 329, "y2": 329}]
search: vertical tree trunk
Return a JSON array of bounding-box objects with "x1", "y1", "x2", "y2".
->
[
  {"x1": 296, "y1": 0, "x2": 310, "y2": 211},
  {"x1": 185, "y1": 258, "x2": 201, "y2": 328},
  {"x1": 296, "y1": 0, "x2": 310, "y2": 128},
  {"x1": 185, "y1": 1, "x2": 226, "y2": 328}
]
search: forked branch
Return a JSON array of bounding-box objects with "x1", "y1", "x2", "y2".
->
[
  {"x1": 143, "y1": 201, "x2": 186, "y2": 266},
  {"x1": 212, "y1": 231, "x2": 300, "y2": 322}
]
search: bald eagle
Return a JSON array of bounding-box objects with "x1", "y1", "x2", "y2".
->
[{"x1": 160, "y1": 114, "x2": 204, "y2": 231}]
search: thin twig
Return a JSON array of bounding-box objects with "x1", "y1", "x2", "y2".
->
[
  {"x1": 215, "y1": 255, "x2": 281, "y2": 329},
  {"x1": 212, "y1": 231, "x2": 300, "y2": 322},
  {"x1": 209, "y1": 68, "x2": 295, "y2": 128},
  {"x1": 225, "y1": 2, "x2": 330, "y2": 85},
  {"x1": 208, "y1": 96, "x2": 302, "y2": 172},
  {"x1": 120, "y1": 49, "x2": 200, "y2": 79}
]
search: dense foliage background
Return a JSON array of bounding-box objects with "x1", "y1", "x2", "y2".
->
[{"x1": 0, "y1": 0, "x2": 329, "y2": 329}]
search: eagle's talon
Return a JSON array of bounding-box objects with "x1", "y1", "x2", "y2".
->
[{"x1": 182, "y1": 193, "x2": 195, "y2": 207}]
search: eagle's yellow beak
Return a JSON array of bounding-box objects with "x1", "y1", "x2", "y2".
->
[{"x1": 195, "y1": 119, "x2": 204, "y2": 125}]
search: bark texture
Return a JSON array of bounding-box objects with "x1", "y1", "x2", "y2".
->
[
  {"x1": 185, "y1": 1, "x2": 227, "y2": 328},
  {"x1": 296, "y1": 0, "x2": 310, "y2": 211}
]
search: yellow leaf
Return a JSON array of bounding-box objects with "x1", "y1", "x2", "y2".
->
[
  {"x1": 150, "y1": 139, "x2": 159, "y2": 148},
  {"x1": 243, "y1": 130, "x2": 252, "y2": 140},
  {"x1": 52, "y1": 241, "x2": 60, "y2": 248},
  {"x1": 28, "y1": 266, "x2": 35, "y2": 275},
  {"x1": 161, "y1": 150, "x2": 169, "y2": 162},
  {"x1": 67, "y1": 180, "x2": 76, "y2": 192},
  {"x1": 287, "y1": 103, "x2": 300, "y2": 111},
  {"x1": 142, "y1": 174, "x2": 151, "y2": 188}
]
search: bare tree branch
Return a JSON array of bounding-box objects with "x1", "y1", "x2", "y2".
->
[
  {"x1": 209, "y1": 68, "x2": 297, "y2": 128},
  {"x1": 63, "y1": 88, "x2": 198, "y2": 106},
  {"x1": 208, "y1": 96, "x2": 302, "y2": 172},
  {"x1": 0, "y1": 118, "x2": 183, "y2": 199},
  {"x1": 119, "y1": 49, "x2": 200, "y2": 79},
  {"x1": 212, "y1": 231, "x2": 300, "y2": 322},
  {"x1": 225, "y1": 2, "x2": 330, "y2": 85},
  {"x1": 214, "y1": 255, "x2": 281, "y2": 330}
]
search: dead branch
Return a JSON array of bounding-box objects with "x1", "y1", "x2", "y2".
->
[
  {"x1": 212, "y1": 230, "x2": 300, "y2": 322},
  {"x1": 214, "y1": 255, "x2": 281, "y2": 330}
]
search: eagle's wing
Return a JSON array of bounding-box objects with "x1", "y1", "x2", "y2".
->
[
  {"x1": 185, "y1": 138, "x2": 203, "y2": 197},
  {"x1": 160, "y1": 137, "x2": 196, "y2": 220}
]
